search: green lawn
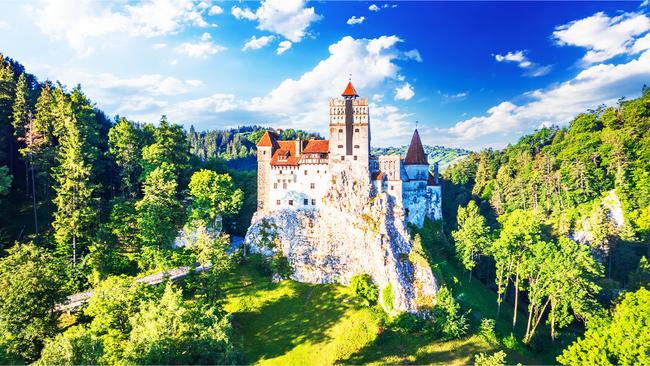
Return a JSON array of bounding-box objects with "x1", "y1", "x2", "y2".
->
[{"x1": 222, "y1": 258, "x2": 558, "y2": 365}]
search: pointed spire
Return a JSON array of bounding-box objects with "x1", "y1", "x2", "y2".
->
[
  {"x1": 257, "y1": 130, "x2": 279, "y2": 148},
  {"x1": 341, "y1": 81, "x2": 358, "y2": 98},
  {"x1": 404, "y1": 128, "x2": 428, "y2": 165}
]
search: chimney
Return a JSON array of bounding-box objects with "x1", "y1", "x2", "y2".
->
[{"x1": 295, "y1": 139, "x2": 303, "y2": 155}]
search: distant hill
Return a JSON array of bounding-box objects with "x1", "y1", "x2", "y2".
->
[{"x1": 371, "y1": 145, "x2": 472, "y2": 171}]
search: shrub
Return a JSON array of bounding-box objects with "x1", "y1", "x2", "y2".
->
[
  {"x1": 474, "y1": 350, "x2": 507, "y2": 366},
  {"x1": 432, "y1": 287, "x2": 469, "y2": 340},
  {"x1": 502, "y1": 333, "x2": 519, "y2": 350},
  {"x1": 478, "y1": 318, "x2": 498, "y2": 344},
  {"x1": 270, "y1": 253, "x2": 293, "y2": 280},
  {"x1": 350, "y1": 274, "x2": 378, "y2": 305},
  {"x1": 381, "y1": 283, "x2": 395, "y2": 313},
  {"x1": 390, "y1": 312, "x2": 424, "y2": 333}
]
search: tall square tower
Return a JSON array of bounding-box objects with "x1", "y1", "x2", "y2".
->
[{"x1": 328, "y1": 81, "x2": 370, "y2": 176}]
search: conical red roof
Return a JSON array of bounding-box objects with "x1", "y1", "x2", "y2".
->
[
  {"x1": 257, "y1": 131, "x2": 279, "y2": 148},
  {"x1": 341, "y1": 81, "x2": 358, "y2": 98},
  {"x1": 404, "y1": 129, "x2": 428, "y2": 165}
]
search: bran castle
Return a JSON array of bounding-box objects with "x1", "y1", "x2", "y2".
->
[{"x1": 255, "y1": 81, "x2": 442, "y2": 226}]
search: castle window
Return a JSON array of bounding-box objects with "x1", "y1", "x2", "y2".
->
[
  {"x1": 338, "y1": 144, "x2": 343, "y2": 148},
  {"x1": 338, "y1": 129, "x2": 343, "y2": 140},
  {"x1": 341, "y1": 156, "x2": 345, "y2": 161},
  {"x1": 303, "y1": 199, "x2": 308, "y2": 205},
  {"x1": 274, "y1": 183, "x2": 277, "y2": 189},
  {"x1": 310, "y1": 183, "x2": 315, "y2": 189},
  {"x1": 283, "y1": 183, "x2": 287, "y2": 189},
  {"x1": 276, "y1": 200, "x2": 281, "y2": 205},
  {"x1": 289, "y1": 200, "x2": 294, "y2": 206},
  {"x1": 311, "y1": 199, "x2": 316, "y2": 205},
  {"x1": 354, "y1": 156, "x2": 358, "y2": 161},
  {"x1": 390, "y1": 185, "x2": 394, "y2": 191},
  {"x1": 355, "y1": 128, "x2": 359, "y2": 133},
  {"x1": 304, "y1": 170, "x2": 307, "y2": 175},
  {"x1": 354, "y1": 145, "x2": 359, "y2": 149},
  {"x1": 263, "y1": 151, "x2": 266, "y2": 155}
]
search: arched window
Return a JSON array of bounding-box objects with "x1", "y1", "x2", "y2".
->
[{"x1": 338, "y1": 129, "x2": 343, "y2": 140}]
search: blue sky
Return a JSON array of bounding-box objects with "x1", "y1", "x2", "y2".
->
[{"x1": 0, "y1": 1, "x2": 649, "y2": 149}]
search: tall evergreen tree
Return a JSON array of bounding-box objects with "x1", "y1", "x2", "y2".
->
[
  {"x1": 0, "y1": 54, "x2": 16, "y2": 172},
  {"x1": 452, "y1": 200, "x2": 491, "y2": 281},
  {"x1": 51, "y1": 88, "x2": 97, "y2": 265}
]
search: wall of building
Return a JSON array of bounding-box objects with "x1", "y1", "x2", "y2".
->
[{"x1": 267, "y1": 163, "x2": 331, "y2": 210}]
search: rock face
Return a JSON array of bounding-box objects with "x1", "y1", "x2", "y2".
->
[{"x1": 245, "y1": 171, "x2": 438, "y2": 313}]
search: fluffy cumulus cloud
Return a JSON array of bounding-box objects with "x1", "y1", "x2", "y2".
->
[
  {"x1": 231, "y1": 0, "x2": 320, "y2": 43},
  {"x1": 207, "y1": 5, "x2": 222, "y2": 15},
  {"x1": 347, "y1": 16, "x2": 365, "y2": 25},
  {"x1": 242, "y1": 35, "x2": 275, "y2": 51},
  {"x1": 369, "y1": 4, "x2": 380, "y2": 12},
  {"x1": 442, "y1": 49, "x2": 650, "y2": 149},
  {"x1": 553, "y1": 11, "x2": 650, "y2": 64},
  {"x1": 276, "y1": 40, "x2": 293, "y2": 55},
  {"x1": 494, "y1": 50, "x2": 552, "y2": 77},
  {"x1": 159, "y1": 35, "x2": 419, "y2": 144},
  {"x1": 176, "y1": 32, "x2": 226, "y2": 58},
  {"x1": 394, "y1": 83, "x2": 415, "y2": 101},
  {"x1": 403, "y1": 49, "x2": 422, "y2": 62},
  {"x1": 33, "y1": 0, "x2": 215, "y2": 56}
]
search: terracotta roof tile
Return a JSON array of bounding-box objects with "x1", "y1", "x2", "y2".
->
[
  {"x1": 302, "y1": 140, "x2": 329, "y2": 154},
  {"x1": 404, "y1": 129, "x2": 428, "y2": 165},
  {"x1": 342, "y1": 81, "x2": 358, "y2": 98},
  {"x1": 257, "y1": 131, "x2": 279, "y2": 148},
  {"x1": 270, "y1": 141, "x2": 300, "y2": 166}
]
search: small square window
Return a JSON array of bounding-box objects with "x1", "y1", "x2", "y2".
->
[
  {"x1": 283, "y1": 183, "x2": 287, "y2": 189},
  {"x1": 341, "y1": 156, "x2": 345, "y2": 161},
  {"x1": 390, "y1": 185, "x2": 394, "y2": 191},
  {"x1": 311, "y1": 199, "x2": 316, "y2": 205},
  {"x1": 338, "y1": 144, "x2": 343, "y2": 148},
  {"x1": 274, "y1": 183, "x2": 278, "y2": 189},
  {"x1": 303, "y1": 199, "x2": 308, "y2": 205},
  {"x1": 276, "y1": 200, "x2": 281, "y2": 205},
  {"x1": 289, "y1": 200, "x2": 294, "y2": 206},
  {"x1": 304, "y1": 170, "x2": 307, "y2": 175},
  {"x1": 354, "y1": 156, "x2": 358, "y2": 161},
  {"x1": 310, "y1": 183, "x2": 315, "y2": 189},
  {"x1": 354, "y1": 145, "x2": 359, "y2": 149}
]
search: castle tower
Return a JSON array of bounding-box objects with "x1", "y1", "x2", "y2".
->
[
  {"x1": 404, "y1": 128, "x2": 429, "y2": 181},
  {"x1": 328, "y1": 81, "x2": 370, "y2": 177},
  {"x1": 256, "y1": 131, "x2": 278, "y2": 211}
]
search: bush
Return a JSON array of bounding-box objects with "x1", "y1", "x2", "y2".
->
[
  {"x1": 432, "y1": 287, "x2": 469, "y2": 340},
  {"x1": 270, "y1": 253, "x2": 293, "y2": 280},
  {"x1": 474, "y1": 350, "x2": 507, "y2": 366},
  {"x1": 382, "y1": 283, "x2": 395, "y2": 313},
  {"x1": 350, "y1": 274, "x2": 378, "y2": 305},
  {"x1": 390, "y1": 312, "x2": 424, "y2": 333},
  {"x1": 502, "y1": 333, "x2": 519, "y2": 350},
  {"x1": 478, "y1": 318, "x2": 498, "y2": 344}
]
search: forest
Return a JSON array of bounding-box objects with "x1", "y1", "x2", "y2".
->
[{"x1": 0, "y1": 49, "x2": 648, "y2": 365}]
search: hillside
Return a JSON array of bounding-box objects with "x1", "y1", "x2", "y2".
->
[{"x1": 372, "y1": 145, "x2": 471, "y2": 171}]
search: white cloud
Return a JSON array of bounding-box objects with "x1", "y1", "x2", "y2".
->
[
  {"x1": 369, "y1": 4, "x2": 380, "y2": 12},
  {"x1": 231, "y1": 6, "x2": 257, "y2": 20},
  {"x1": 494, "y1": 50, "x2": 552, "y2": 77},
  {"x1": 33, "y1": 0, "x2": 214, "y2": 56},
  {"x1": 404, "y1": 49, "x2": 422, "y2": 62},
  {"x1": 442, "y1": 50, "x2": 650, "y2": 149},
  {"x1": 0, "y1": 20, "x2": 8, "y2": 29},
  {"x1": 553, "y1": 11, "x2": 650, "y2": 64},
  {"x1": 153, "y1": 43, "x2": 167, "y2": 49},
  {"x1": 347, "y1": 16, "x2": 365, "y2": 25},
  {"x1": 633, "y1": 32, "x2": 650, "y2": 52},
  {"x1": 176, "y1": 32, "x2": 226, "y2": 58},
  {"x1": 372, "y1": 93, "x2": 384, "y2": 102},
  {"x1": 231, "y1": 0, "x2": 320, "y2": 43},
  {"x1": 276, "y1": 40, "x2": 293, "y2": 54},
  {"x1": 208, "y1": 5, "x2": 223, "y2": 15},
  {"x1": 440, "y1": 91, "x2": 468, "y2": 103},
  {"x1": 395, "y1": 83, "x2": 415, "y2": 101},
  {"x1": 242, "y1": 35, "x2": 275, "y2": 51}
]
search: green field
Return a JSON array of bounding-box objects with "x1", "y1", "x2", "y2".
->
[{"x1": 223, "y1": 257, "x2": 557, "y2": 365}]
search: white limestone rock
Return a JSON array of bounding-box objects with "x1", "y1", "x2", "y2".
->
[{"x1": 245, "y1": 171, "x2": 438, "y2": 313}]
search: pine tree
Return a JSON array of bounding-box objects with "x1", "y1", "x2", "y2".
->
[
  {"x1": 51, "y1": 88, "x2": 97, "y2": 265},
  {"x1": 18, "y1": 114, "x2": 43, "y2": 236},
  {"x1": 0, "y1": 54, "x2": 16, "y2": 172}
]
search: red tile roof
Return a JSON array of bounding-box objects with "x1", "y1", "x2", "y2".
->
[
  {"x1": 342, "y1": 81, "x2": 358, "y2": 98},
  {"x1": 302, "y1": 139, "x2": 329, "y2": 154},
  {"x1": 404, "y1": 129, "x2": 428, "y2": 165},
  {"x1": 257, "y1": 131, "x2": 279, "y2": 148}
]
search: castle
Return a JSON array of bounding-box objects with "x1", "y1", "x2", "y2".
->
[{"x1": 255, "y1": 81, "x2": 442, "y2": 227}]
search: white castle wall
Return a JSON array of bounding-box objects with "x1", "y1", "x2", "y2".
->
[{"x1": 268, "y1": 164, "x2": 331, "y2": 210}]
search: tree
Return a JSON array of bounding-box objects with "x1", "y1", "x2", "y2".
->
[
  {"x1": 474, "y1": 351, "x2": 507, "y2": 366},
  {"x1": 17, "y1": 114, "x2": 41, "y2": 236},
  {"x1": 452, "y1": 200, "x2": 491, "y2": 280},
  {"x1": 491, "y1": 210, "x2": 542, "y2": 328},
  {"x1": 0, "y1": 165, "x2": 10, "y2": 196},
  {"x1": 0, "y1": 55, "x2": 15, "y2": 172},
  {"x1": 123, "y1": 283, "x2": 239, "y2": 364},
  {"x1": 136, "y1": 163, "x2": 182, "y2": 253},
  {"x1": 141, "y1": 116, "x2": 190, "y2": 182},
  {"x1": 12, "y1": 73, "x2": 29, "y2": 140},
  {"x1": 628, "y1": 256, "x2": 650, "y2": 291},
  {"x1": 36, "y1": 325, "x2": 103, "y2": 366},
  {"x1": 557, "y1": 288, "x2": 650, "y2": 365},
  {"x1": 0, "y1": 244, "x2": 64, "y2": 362},
  {"x1": 108, "y1": 118, "x2": 143, "y2": 197},
  {"x1": 51, "y1": 87, "x2": 97, "y2": 266},
  {"x1": 188, "y1": 169, "x2": 243, "y2": 225}
]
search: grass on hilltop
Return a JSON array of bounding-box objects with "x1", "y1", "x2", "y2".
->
[{"x1": 222, "y1": 249, "x2": 558, "y2": 365}]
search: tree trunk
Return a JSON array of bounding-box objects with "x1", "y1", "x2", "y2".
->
[
  {"x1": 30, "y1": 159, "x2": 38, "y2": 237},
  {"x1": 513, "y1": 263, "x2": 520, "y2": 330},
  {"x1": 72, "y1": 233, "x2": 77, "y2": 266},
  {"x1": 525, "y1": 303, "x2": 533, "y2": 342}
]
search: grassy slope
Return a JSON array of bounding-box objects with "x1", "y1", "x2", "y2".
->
[{"x1": 223, "y1": 258, "x2": 556, "y2": 365}]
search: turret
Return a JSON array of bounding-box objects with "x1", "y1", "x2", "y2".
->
[
  {"x1": 404, "y1": 128, "x2": 428, "y2": 181},
  {"x1": 256, "y1": 131, "x2": 278, "y2": 210}
]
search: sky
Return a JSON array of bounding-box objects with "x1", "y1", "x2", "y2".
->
[{"x1": 0, "y1": 0, "x2": 649, "y2": 150}]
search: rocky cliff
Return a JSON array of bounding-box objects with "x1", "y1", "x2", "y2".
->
[{"x1": 244, "y1": 171, "x2": 438, "y2": 313}]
